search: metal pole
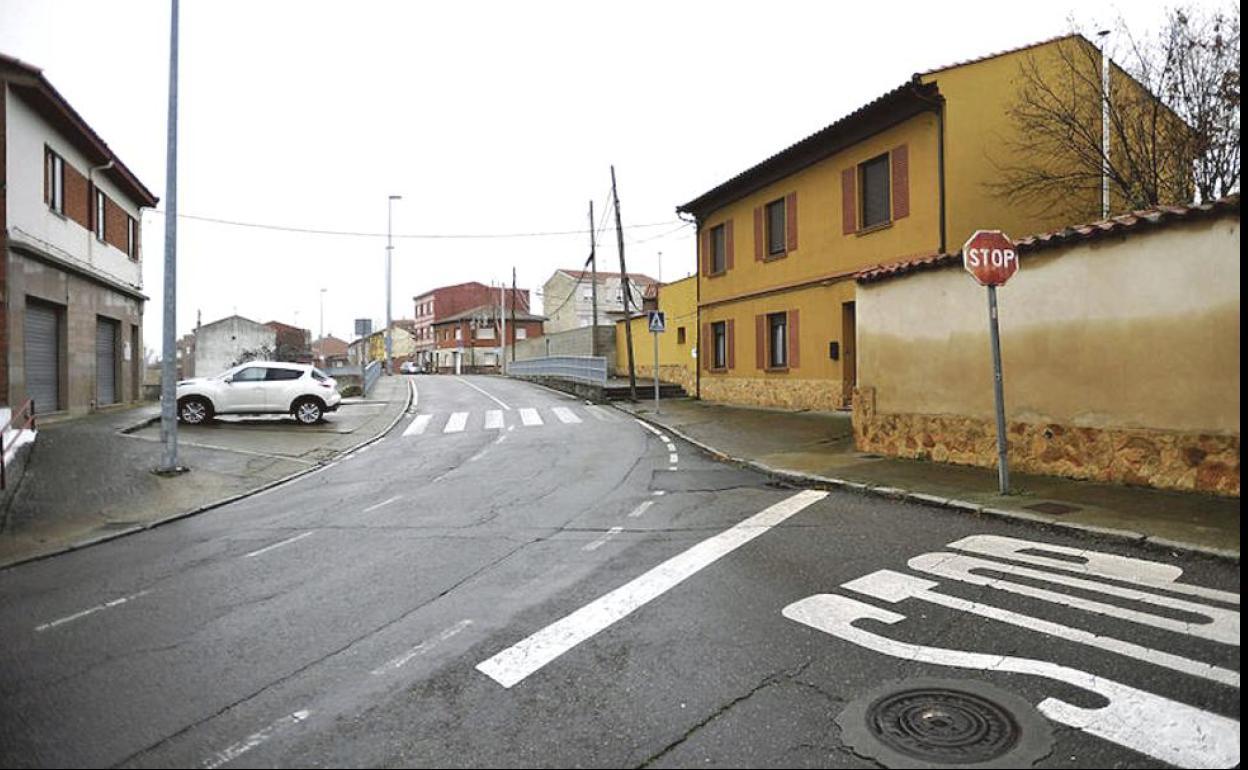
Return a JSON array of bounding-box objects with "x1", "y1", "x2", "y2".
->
[
  {"x1": 611, "y1": 166, "x2": 637, "y2": 400},
  {"x1": 987, "y1": 285, "x2": 1010, "y2": 494},
  {"x1": 157, "y1": 0, "x2": 181, "y2": 474},
  {"x1": 589, "y1": 200, "x2": 598, "y2": 358},
  {"x1": 319, "y1": 288, "x2": 325, "y2": 342},
  {"x1": 499, "y1": 281, "x2": 506, "y2": 374},
  {"x1": 653, "y1": 329, "x2": 659, "y2": 413}
]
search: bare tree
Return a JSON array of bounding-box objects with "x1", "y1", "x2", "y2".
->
[{"x1": 994, "y1": 6, "x2": 1239, "y2": 221}]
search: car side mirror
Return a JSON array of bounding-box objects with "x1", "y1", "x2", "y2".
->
[{"x1": 223, "y1": 376, "x2": 234, "y2": 384}]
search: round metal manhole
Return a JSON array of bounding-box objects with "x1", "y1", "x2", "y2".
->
[{"x1": 836, "y1": 678, "x2": 1053, "y2": 769}]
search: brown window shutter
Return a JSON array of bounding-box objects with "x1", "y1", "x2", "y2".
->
[
  {"x1": 755, "y1": 314, "x2": 766, "y2": 369},
  {"x1": 892, "y1": 144, "x2": 910, "y2": 220},
  {"x1": 753, "y1": 206, "x2": 764, "y2": 260},
  {"x1": 725, "y1": 219, "x2": 735, "y2": 270},
  {"x1": 785, "y1": 192, "x2": 798, "y2": 252},
  {"x1": 702, "y1": 324, "x2": 711, "y2": 370},
  {"x1": 726, "y1": 319, "x2": 736, "y2": 369},
  {"x1": 701, "y1": 228, "x2": 711, "y2": 276},
  {"x1": 841, "y1": 168, "x2": 856, "y2": 234},
  {"x1": 788, "y1": 310, "x2": 800, "y2": 368}
]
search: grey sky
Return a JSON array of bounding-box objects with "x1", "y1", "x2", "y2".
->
[{"x1": 0, "y1": 0, "x2": 1189, "y2": 350}]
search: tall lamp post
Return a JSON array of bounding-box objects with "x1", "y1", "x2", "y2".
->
[
  {"x1": 157, "y1": 0, "x2": 182, "y2": 474},
  {"x1": 385, "y1": 195, "x2": 401, "y2": 375}
]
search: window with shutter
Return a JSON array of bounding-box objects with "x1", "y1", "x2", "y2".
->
[
  {"x1": 710, "y1": 224, "x2": 727, "y2": 274},
  {"x1": 765, "y1": 198, "x2": 786, "y2": 256},
  {"x1": 767, "y1": 312, "x2": 788, "y2": 368},
  {"x1": 712, "y1": 322, "x2": 727, "y2": 370},
  {"x1": 860, "y1": 153, "x2": 891, "y2": 228}
]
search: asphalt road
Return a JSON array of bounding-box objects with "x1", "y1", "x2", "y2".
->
[{"x1": 0, "y1": 376, "x2": 1239, "y2": 768}]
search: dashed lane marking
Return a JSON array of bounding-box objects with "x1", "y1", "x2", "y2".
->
[
  {"x1": 627, "y1": 501, "x2": 654, "y2": 518},
  {"x1": 363, "y1": 496, "x2": 402, "y2": 514},
  {"x1": 35, "y1": 589, "x2": 152, "y2": 633},
  {"x1": 583, "y1": 526, "x2": 624, "y2": 552},
  {"x1": 244, "y1": 531, "x2": 314, "y2": 558},
  {"x1": 202, "y1": 709, "x2": 311, "y2": 769},
  {"x1": 372, "y1": 620, "x2": 474, "y2": 675},
  {"x1": 454, "y1": 377, "x2": 511, "y2": 410}
]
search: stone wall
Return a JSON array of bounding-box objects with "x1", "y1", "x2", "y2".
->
[
  {"x1": 700, "y1": 376, "x2": 844, "y2": 411},
  {"x1": 853, "y1": 387, "x2": 1240, "y2": 496},
  {"x1": 633, "y1": 363, "x2": 695, "y2": 395},
  {"x1": 513, "y1": 326, "x2": 617, "y2": 373}
]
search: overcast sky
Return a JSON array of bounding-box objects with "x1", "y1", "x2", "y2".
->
[{"x1": 0, "y1": 0, "x2": 1195, "y2": 351}]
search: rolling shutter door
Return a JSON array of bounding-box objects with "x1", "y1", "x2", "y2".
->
[
  {"x1": 97, "y1": 318, "x2": 118, "y2": 405},
  {"x1": 25, "y1": 303, "x2": 60, "y2": 414}
]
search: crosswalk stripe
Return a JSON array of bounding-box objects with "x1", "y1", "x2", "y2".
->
[
  {"x1": 444, "y1": 412, "x2": 469, "y2": 433},
  {"x1": 519, "y1": 408, "x2": 543, "y2": 426},
  {"x1": 403, "y1": 414, "x2": 433, "y2": 436},
  {"x1": 585, "y1": 405, "x2": 618, "y2": 422},
  {"x1": 552, "y1": 406, "x2": 582, "y2": 424},
  {"x1": 484, "y1": 410, "x2": 505, "y2": 430}
]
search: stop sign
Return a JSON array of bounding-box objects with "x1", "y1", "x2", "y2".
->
[{"x1": 962, "y1": 230, "x2": 1019, "y2": 286}]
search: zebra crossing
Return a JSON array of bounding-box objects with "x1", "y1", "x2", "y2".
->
[{"x1": 402, "y1": 404, "x2": 618, "y2": 437}]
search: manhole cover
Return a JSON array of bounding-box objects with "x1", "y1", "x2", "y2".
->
[
  {"x1": 1023, "y1": 501, "x2": 1081, "y2": 515},
  {"x1": 836, "y1": 678, "x2": 1053, "y2": 769}
]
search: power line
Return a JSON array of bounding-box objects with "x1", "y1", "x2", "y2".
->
[{"x1": 145, "y1": 208, "x2": 682, "y2": 241}]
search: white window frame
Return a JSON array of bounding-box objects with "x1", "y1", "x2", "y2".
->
[
  {"x1": 126, "y1": 216, "x2": 136, "y2": 258},
  {"x1": 475, "y1": 326, "x2": 496, "y2": 340},
  {"x1": 47, "y1": 150, "x2": 64, "y2": 214},
  {"x1": 95, "y1": 189, "x2": 107, "y2": 241},
  {"x1": 516, "y1": 328, "x2": 527, "y2": 340}
]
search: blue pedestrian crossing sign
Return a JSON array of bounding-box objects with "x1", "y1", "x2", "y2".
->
[{"x1": 648, "y1": 311, "x2": 666, "y2": 333}]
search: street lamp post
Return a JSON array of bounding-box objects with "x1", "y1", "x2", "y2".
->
[
  {"x1": 386, "y1": 195, "x2": 401, "y2": 375},
  {"x1": 157, "y1": 0, "x2": 182, "y2": 475}
]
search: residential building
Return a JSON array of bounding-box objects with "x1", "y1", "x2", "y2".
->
[
  {"x1": 853, "y1": 196, "x2": 1240, "y2": 496},
  {"x1": 615, "y1": 275, "x2": 697, "y2": 394},
  {"x1": 677, "y1": 35, "x2": 1182, "y2": 412},
  {"x1": 541, "y1": 269, "x2": 656, "y2": 334},
  {"x1": 187, "y1": 315, "x2": 276, "y2": 379},
  {"x1": 2, "y1": 52, "x2": 159, "y2": 415},
  {"x1": 432, "y1": 303, "x2": 544, "y2": 374},
  {"x1": 311, "y1": 335, "x2": 349, "y2": 368},
  {"x1": 348, "y1": 321, "x2": 419, "y2": 368},
  {"x1": 265, "y1": 320, "x2": 312, "y2": 363},
  {"x1": 412, "y1": 282, "x2": 529, "y2": 371}
]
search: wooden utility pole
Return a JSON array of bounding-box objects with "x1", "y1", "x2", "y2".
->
[
  {"x1": 611, "y1": 166, "x2": 637, "y2": 400},
  {"x1": 511, "y1": 266, "x2": 517, "y2": 363},
  {"x1": 589, "y1": 200, "x2": 599, "y2": 358}
]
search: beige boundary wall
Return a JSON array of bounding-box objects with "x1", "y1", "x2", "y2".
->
[{"x1": 853, "y1": 214, "x2": 1240, "y2": 496}]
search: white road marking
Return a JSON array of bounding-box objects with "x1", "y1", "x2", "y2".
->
[
  {"x1": 950, "y1": 534, "x2": 1240, "y2": 605},
  {"x1": 363, "y1": 495, "x2": 402, "y2": 514},
  {"x1": 659, "y1": 434, "x2": 670, "y2": 442},
  {"x1": 909, "y1": 552, "x2": 1240, "y2": 644},
  {"x1": 783, "y1": 593, "x2": 1240, "y2": 769},
  {"x1": 455, "y1": 376, "x2": 511, "y2": 410},
  {"x1": 634, "y1": 419, "x2": 664, "y2": 436},
  {"x1": 627, "y1": 501, "x2": 654, "y2": 518},
  {"x1": 408, "y1": 380, "x2": 419, "y2": 413},
  {"x1": 663, "y1": 442, "x2": 676, "y2": 453},
  {"x1": 476, "y1": 489, "x2": 827, "y2": 688},
  {"x1": 585, "y1": 405, "x2": 618, "y2": 422},
  {"x1": 843, "y1": 569, "x2": 1240, "y2": 687},
  {"x1": 372, "y1": 620, "x2": 474, "y2": 675},
  {"x1": 244, "y1": 531, "x2": 314, "y2": 559},
  {"x1": 35, "y1": 589, "x2": 152, "y2": 632},
  {"x1": 668, "y1": 452, "x2": 679, "y2": 464},
  {"x1": 552, "y1": 406, "x2": 582, "y2": 424},
  {"x1": 652, "y1": 490, "x2": 666, "y2": 496},
  {"x1": 202, "y1": 709, "x2": 311, "y2": 769},
  {"x1": 519, "y1": 408, "x2": 543, "y2": 426},
  {"x1": 484, "y1": 410, "x2": 505, "y2": 430},
  {"x1": 583, "y1": 526, "x2": 624, "y2": 552},
  {"x1": 443, "y1": 412, "x2": 470, "y2": 433},
  {"x1": 402, "y1": 414, "x2": 432, "y2": 437}
]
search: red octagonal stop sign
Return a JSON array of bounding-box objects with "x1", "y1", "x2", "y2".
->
[{"x1": 962, "y1": 230, "x2": 1019, "y2": 286}]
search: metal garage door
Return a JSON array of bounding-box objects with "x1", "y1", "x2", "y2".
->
[
  {"x1": 96, "y1": 317, "x2": 118, "y2": 405},
  {"x1": 24, "y1": 302, "x2": 60, "y2": 414}
]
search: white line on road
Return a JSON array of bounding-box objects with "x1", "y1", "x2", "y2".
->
[
  {"x1": 408, "y1": 380, "x2": 419, "y2": 413},
  {"x1": 668, "y1": 452, "x2": 679, "y2": 464},
  {"x1": 402, "y1": 414, "x2": 432, "y2": 437},
  {"x1": 202, "y1": 709, "x2": 311, "y2": 769},
  {"x1": 363, "y1": 495, "x2": 402, "y2": 513},
  {"x1": 583, "y1": 526, "x2": 624, "y2": 552},
  {"x1": 455, "y1": 377, "x2": 511, "y2": 410},
  {"x1": 585, "y1": 405, "x2": 618, "y2": 422},
  {"x1": 244, "y1": 531, "x2": 314, "y2": 559},
  {"x1": 652, "y1": 490, "x2": 666, "y2": 496},
  {"x1": 444, "y1": 412, "x2": 470, "y2": 433},
  {"x1": 476, "y1": 489, "x2": 828, "y2": 688},
  {"x1": 635, "y1": 419, "x2": 663, "y2": 437},
  {"x1": 484, "y1": 410, "x2": 505, "y2": 430},
  {"x1": 519, "y1": 408, "x2": 543, "y2": 427},
  {"x1": 552, "y1": 406, "x2": 582, "y2": 424},
  {"x1": 35, "y1": 589, "x2": 152, "y2": 632},
  {"x1": 627, "y1": 501, "x2": 654, "y2": 518},
  {"x1": 372, "y1": 620, "x2": 474, "y2": 675}
]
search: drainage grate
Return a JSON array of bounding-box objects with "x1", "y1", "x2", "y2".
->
[
  {"x1": 836, "y1": 678, "x2": 1053, "y2": 769},
  {"x1": 1023, "y1": 501, "x2": 1082, "y2": 516}
]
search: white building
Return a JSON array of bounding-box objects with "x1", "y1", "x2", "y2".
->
[
  {"x1": 2, "y1": 52, "x2": 158, "y2": 416},
  {"x1": 541, "y1": 269, "x2": 656, "y2": 334}
]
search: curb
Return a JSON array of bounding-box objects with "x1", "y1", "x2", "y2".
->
[
  {"x1": 1, "y1": 383, "x2": 415, "y2": 573},
  {"x1": 617, "y1": 406, "x2": 1239, "y2": 563}
]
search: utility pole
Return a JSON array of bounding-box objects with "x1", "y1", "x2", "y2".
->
[
  {"x1": 157, "y1": 0, "x2": 182, "y2": 475},
  {"x1": 499, "y1": 281, "x2": 506, "y2": 373},
  {"x1": 612, "y1": 165, "x2": 637, "y2": 400},
  {"x1": 319, "y1": 288, "x2": 326, "y2": 341},
  {"x1": 385, "y1": 194, "x2": 401, "y2": 375},
  {"x1": 510, "y1": 266, "x2": 517, "y2": 364},
  {"x1": 589, "y1": 200, "x2": 599, "y2": 358}
]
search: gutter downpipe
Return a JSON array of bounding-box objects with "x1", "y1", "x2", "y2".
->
[{"x1": 677, "y1": 210, "x2": 699, "y2": 399}]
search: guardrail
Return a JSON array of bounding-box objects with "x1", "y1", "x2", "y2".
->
[
  {"x1": 507, "y1": 356, "x2": 608, "y2": 386},
  {"x1": 2, "y1": 399, "x2": 36, "y2": 490},
  {"x1": 363, "y1": 360, "x2": 382, "y2": 394}
]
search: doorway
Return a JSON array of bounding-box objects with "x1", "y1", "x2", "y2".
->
[{"x1": 841, "y1": 301, "x2": 856, "y2": 408}]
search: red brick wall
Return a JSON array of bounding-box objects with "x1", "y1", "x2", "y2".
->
[
  {"x1": 63, "y1": 160, "x2": 90, "y2": 229},
  {"x1": 104, "y1": 196, "x2": 130, "y2": 254}
]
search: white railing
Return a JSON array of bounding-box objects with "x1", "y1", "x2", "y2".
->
[{"x1": 508, "y1": 356, "x2": 608, "y2": 386}]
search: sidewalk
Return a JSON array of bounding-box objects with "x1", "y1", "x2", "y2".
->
[
  {"x1": 0, "y1": 376, "x2": 412, "y2": 569},
  {"x1": 618, "y1": 398, "x2": 1240, "y2": 560}
]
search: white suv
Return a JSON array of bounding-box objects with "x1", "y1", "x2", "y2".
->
[{"x1": 176, "y1": 362, "x2": 341, "y2": 425}]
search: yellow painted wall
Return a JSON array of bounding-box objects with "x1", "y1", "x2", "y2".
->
[{"x1": 616, "y1": 275, "x2": 698, "y2": 386}]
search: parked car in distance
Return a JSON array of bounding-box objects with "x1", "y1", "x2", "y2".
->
[
  {"x1": 176, "y1": 362, "x2": 341, "y2": 425},
  {"x1": 400, "y1": 361, "x2": 421, "y2": 374}
]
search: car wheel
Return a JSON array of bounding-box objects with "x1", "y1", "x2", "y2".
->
[
  {"x1": 178, "y1": 396, "x2": 213, "y2": 425},
  {"x1": 293, "y1": 397, "x2": 324, "y2": 425}
]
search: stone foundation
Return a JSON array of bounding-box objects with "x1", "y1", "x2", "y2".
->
[
  {"x1": 700, "y1": 376, "x2": 845, "y2": 411},
  {"x1": 633, "y1": 363, "x2": 695, "y2": 395},
  {"x1": 852, "y1": 387, "x2": 1240, "y2": 496}
]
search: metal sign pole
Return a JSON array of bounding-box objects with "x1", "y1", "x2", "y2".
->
[
  {"x1": 653, "y1": 329, "x2": 660, "y2": 413},
  {"x1": 987, "y1": 284, "x2": 1010, "y2": 494}
]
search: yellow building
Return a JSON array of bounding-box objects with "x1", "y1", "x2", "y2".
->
[
  {"x1": 677, "y1": 35, "x2": 1175, "y2": 411},
  {"x1": 615, "y1": 275, "x2": 698, "y2": 393}
]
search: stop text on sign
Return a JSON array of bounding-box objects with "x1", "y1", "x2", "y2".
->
[
  {"x1": 962, "y1": 230, "x2": 1019, "y2": 286},
  {"x1": 965, "y1": 247, "x2": 1016, "y2": 270}
]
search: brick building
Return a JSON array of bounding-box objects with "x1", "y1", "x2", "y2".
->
[
  {"x1": 432, "y1": 303, "x2": 544, "y2": 374},
  {"x1": 2, "y1": 52, "x2": 158, "y2": 416},
  {"x1": 412, "y1": 282, "x2": 529, "y2": 370}
]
